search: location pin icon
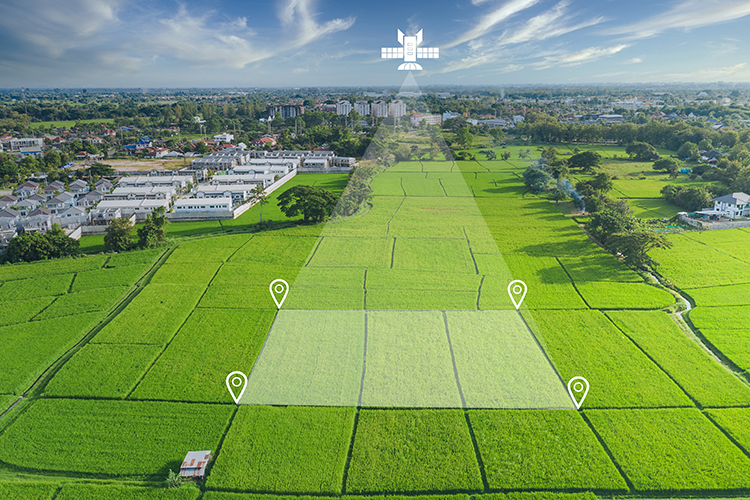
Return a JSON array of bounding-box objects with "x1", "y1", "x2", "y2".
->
[
  {"x1": 567, "y1": 376, "x2": 589, "y2": 409},
  {"x1": 226, "y1": 371, "x2": 247, "y2": 405},
  {"x1": 507, "y1": 280, "x2": 528, "y2": 310},
  {"x1": 269, "y1": 279, "x2": 289, "y2": 309}
]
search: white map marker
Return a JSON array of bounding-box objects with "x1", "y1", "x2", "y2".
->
[
  {"x1": 567, "y1": 376, "x2": 589, "y2": 409},
  {"x1": 226, "y1": 371, "x2": 248, "y2": 404},
  {"x1": 269, "y1": 279, "x2": 289, "y2": 309},
  {"x1": 507, "y1": 280, "x2": 528, "y2": 310}
]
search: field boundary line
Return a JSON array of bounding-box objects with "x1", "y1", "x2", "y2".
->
[
  {"x1": 442, "y1": 312, "x2": 467, "y2": 409},
  {"x1": 386, "y1": 197, "x2": 406, "y2": 236},
  {"x1": 127, "y1": 240, "x2": 243, "y2": 399},
  {"x1": 516, "y1": 311, "x2": 569, "y2": 394},
  {"x1": 438, "y1": 178, "x2": 449, "y2": 197},
  {"x1": 702, "y1": 410, "x2": 750, "y2": 463},
  {"x1": 603, "y1": 312, "x2": 702, "y2": 409},
  {"x1": 201, "y1": 404, "x2": 239, "y2": 492},
  {"x1": 579, "y1": 411, "x2": 634, "y2": 491},
  {"x1": 682, "y1": 232, "x2": 750, "y2": 266},
  {"x1": 555, "y1": 257, "x2": 593, "y2": 309},
  {"x1": 305, "y1": 237, "x2": 325, "y2": 267},
  {"x1": 476, "y1": 275, "x2": 485, "y2": 310},
  {"x1": 462, "y1": 227, "x2": 480, "y2": 276},
  {"x1": 28, "y1": 296, "x2": 60, "y2": 322},
  {"x1": 390, "y1": 238, "x2": 396, "y2": 269},
  {"x1": 343, "y1": 310, "x2": 368, "y2": 495},
  {"x1": 17, "y1": 247, "x2": 171, "y2": 401}
]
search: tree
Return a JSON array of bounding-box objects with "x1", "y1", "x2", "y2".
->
[
  {"x1": 626, "y1": 142, "x2": 659, "y2": 161},
  {"x1": 137, "y1": 206, "x2": 168, "y2": 248},
  {"x1": 455, "y1": 127, "x2": 474, "y2": 149},
  {"x1": 605, "y1": 230, "x2": 672, "y2": 268},
  {"x1": 588, "y1": 208, "x2": 639, "y2": 244},
  {"x1": 677, "y1": 142, "x2": 699, "y2": 161},
  {"x1": 522, "y1": 165, "x2": 553, "y2": 193},
  {"x1": 277, "y1": 185, "x2": 338, "y2": 222},
  {"x1": 3, "y1": 224, "x2": 79, "y2": 263},
  {"x1": 104, "y1": 217, "x2": 134, "y2": 252},
  {"x1": 165, "y1": 469, "x2": 182, "y2": 488},
  {"x1": 652, "y1": 157, "x2": 681, "y2": 174},
  {"x1": 480, "y1": 150, "x2": 497, "y2": 160},
  {"x1": 250, "y1": 184, "x2": 268, "y2": 223},
  {"x1": 567, "y1": 151, "x2": 603, "y2": 173},
  {"x1": 589, "y1": 172, "x2": 613, "y2": 195},
  {"x1": 489, "y1": 127, "x2": 505, "y2": 146}
]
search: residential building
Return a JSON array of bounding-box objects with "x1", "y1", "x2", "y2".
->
[
  {"x1": 173, "y1": 198, "x2": 232, "y2": 214},
  {"x1": 410, "y1": 113, "x2": 442, "y2": 127},
  {"x1": 117, "y1": 175, "x2": 193, "y2": 190},
  {"x1": 21, "y1": 208, "x2": 53, "y2": 233},
  {"x1": 69, "y1": 179, "x2": 90, "y2": 195},
  {"x1": 95, "y1": 178, "x2": 113, "y2": 191},
  {"x1": 355, "y1": 100, "x2": 371, "y2": 116},
  {"x1": 209, "y1": 174, "x2": 270, "y2": 187},
  {"x1": 79, "y1": 190, "x2": 104, "y2": 208},
  {"x1": 105, "y1": 186, "x2": 176, "y2": 201},
  {"x1": 269, "y1": 104, "x2": 304, "y2": 119},
  {"x1": 48, "y1": 192, "x2": 77, "y2": 214},
  {"x1": 711, "y1": 192, "x2": 750, "y2": 218},
  {"x1": 190, "y1": 156, "x2": 238, "y2": 171},
  {"x1": 250, "y1": 137, "x2": 277, "y2": 148},
  {"x1": 0, "y1": 195, "x2": 19, "y2": 208},
  {"x1": 0, "y1": 208, "x2": 20, "y2": 230},
  {"x1": 389, "y1": 100, "x2": 406, "y2": 118},
  {"x1": 43, "y1": 181, "x2": 66, "y2": 200},
  {"x1": 196, "y1": 184, "x2": 254, "y2": 203},
  {"x1": 371, "y1": 100, "x2": 389, "y2": 118},
  {"x1": 213, "y1": 133, "x2": 234, "y2": 143},
  {"x1": 14, "y1": 181, "x2": 39, "y2": 199},
  {"x1": 336, "y1": 100, "x2": 353, "y2": 116},
  {"x1": 55, "y1": 206, "x2": 90, "y2": 228},
  {"x1": 94, "y1": 199, "x2": 170, "y2": 220},
  {"x1": 9, "y1": 138, "x2": 44, "y2": 151}
]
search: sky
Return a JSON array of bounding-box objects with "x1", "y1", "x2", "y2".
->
[{"x1": 1, "y1": 0, "x2": 750, "y2": 88}]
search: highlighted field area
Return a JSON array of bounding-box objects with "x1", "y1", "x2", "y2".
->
[{"x1": 242, "y1": 309, "x2": 574, "y2": 409}]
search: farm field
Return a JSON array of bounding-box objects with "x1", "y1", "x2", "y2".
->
[{"x1": 2, "y1": 134, "x2": 750, "y2": 499}]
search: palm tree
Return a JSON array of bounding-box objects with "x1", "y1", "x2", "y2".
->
[{"x1": 251, "y1": 184, "x2": 268, "y2": 223}]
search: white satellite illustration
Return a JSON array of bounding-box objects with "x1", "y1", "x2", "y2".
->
[{"x1": 381, "y1": 29, "x2": 439, "y2": 70}]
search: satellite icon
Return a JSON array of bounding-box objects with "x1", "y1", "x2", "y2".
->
[{"x1": 381, "y1": 29, "x2": 439, "y2": 71}]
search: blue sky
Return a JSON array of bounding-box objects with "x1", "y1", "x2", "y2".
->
[{"x1": 1, "y1": 0, "x2": 749, "y2": 88}]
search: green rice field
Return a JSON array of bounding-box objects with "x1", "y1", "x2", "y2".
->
[{"x1": 1, "y1": 136, "x2": 750, "y2": 499}]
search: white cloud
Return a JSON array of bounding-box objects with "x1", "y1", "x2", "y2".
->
[
  {"x1": 626, "y1": 57, "x2": 643, "y2": 64},
  {"x1": 534, "y1": 44, "x2": 629, "y2": 69},
  {"x1": 444, "y1": 0, "x2": 540, "y2": 48},
  {"x1": 437, "y1": 1, "x2": 604, "y2": 73},
  {"x1": 610, "y1": 0, "x2": 750, "y2": 39},
  {"x1": 277, "y1": 0, "x2": 355, "y2": 49},
  {"x1": 150, "y1": 7, "x2": 271, "y2": 68},
  {"x1": 0, "y1": 0, "x2": 119, "y2": 57},
  {"x1": 497, "y1": 1, "x2": 605, "y2": 46}
]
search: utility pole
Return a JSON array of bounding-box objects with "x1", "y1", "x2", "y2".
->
[{"x1": 22, "y1": 87, "x2": 30, "y2": 130}]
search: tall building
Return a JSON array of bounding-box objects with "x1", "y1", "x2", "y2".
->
[
  {"x1": 371, "y1": 100, "x2": 389, "y2": 118},
  {"x1": 336, "y1": 100, "x2": 353, "y2": 116},
  {"x1": 269, "y1": 105, "x2": 304, "y2": 120},
  {"x1": 355, "y1": 100, "x2": 370, "y2": 116},
  {"x1": 389, "y1": 100, "x2": 406, "y2": 119}
]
